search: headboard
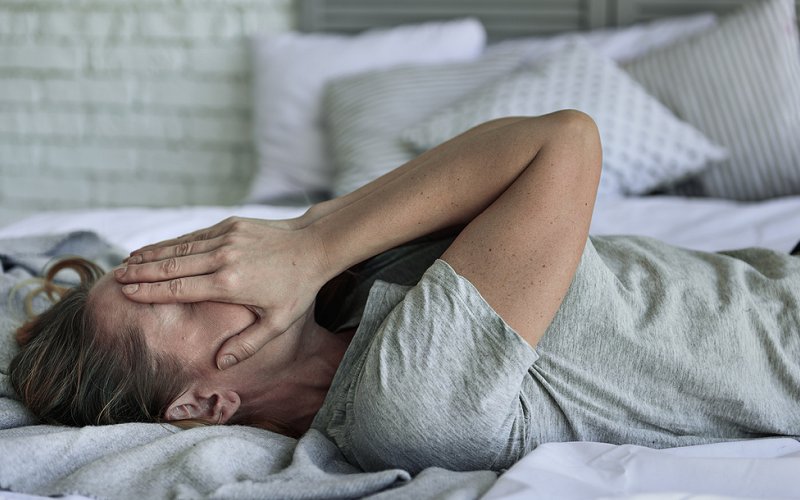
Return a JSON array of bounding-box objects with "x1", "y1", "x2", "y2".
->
[{"x1": 297, "y1": 0, "x2": 799, "y2": 39}]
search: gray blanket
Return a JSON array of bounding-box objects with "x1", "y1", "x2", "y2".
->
[{"x1": 0, "y1": 232, "x2": 496, "y2": 499}]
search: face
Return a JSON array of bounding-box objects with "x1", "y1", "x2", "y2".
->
[
  {"x1": 88, "y1": 271, "x2": 327, "y2": 428},
  {"x1": 89, "y1": 272, "x2": 257, "y2": 377},
  {"x1": 88, "y1": 272, "x2": 278, "y2": 425}
]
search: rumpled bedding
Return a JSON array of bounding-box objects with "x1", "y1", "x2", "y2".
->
[{"x1": 0, "y1": 232, "x2": 496, "y2": 499}]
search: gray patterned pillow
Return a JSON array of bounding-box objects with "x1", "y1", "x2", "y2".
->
[
  {"x1": 325, "y1": 54, "x2": 523, "y2": 197},
  {"x1": 402, "y1": 42, "x2": 727, "y2": 196},
  {"x1": 625, "y1": 0, "x2": 800, "y2": 200}
]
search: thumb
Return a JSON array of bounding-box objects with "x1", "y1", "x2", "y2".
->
[{"x1": 215, "y1": 318, "x2": 287, "y2": 370}]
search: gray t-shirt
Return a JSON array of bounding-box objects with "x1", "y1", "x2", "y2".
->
[{"x1": 311, "y1": 235, "x2": 800, "y2": 474}]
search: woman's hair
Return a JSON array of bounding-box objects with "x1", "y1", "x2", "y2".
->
[
  {"x1": 8, "y1": 256, "x2": 360, "y2": 434},
  {"x1": 8, "y1": 257, "x2": 191, "y2": 427}
]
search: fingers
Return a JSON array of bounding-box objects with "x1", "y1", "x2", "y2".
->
[
  {"x1": 126, "y1": 232, "x2": 208, "y2": 259},
  {"x1": 215, "y1": 314, "x2": 289, "y2": 370},
  {"x1": 119, "y1": 274, "x2": 222, "y2": 304},
  {"x1": 115, "y1": 253, "x2": 221, "y2": 287},
  {"x1": 126, "y1": 217, "x2": 235, "y2": 258},
  {"x1": 116, "y1": 237, "x2": 224, "y2": 283}
]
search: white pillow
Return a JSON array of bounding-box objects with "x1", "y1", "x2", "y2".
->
[
  {"x1": 248, "y1": 18, "x2": 486, "y2": 202},
  {"x1": 402, "y1": 43, "x2": 727, "y2": 196},
  {"x1": 625, "y1": 0, "x2": 800, "y2": 200}
]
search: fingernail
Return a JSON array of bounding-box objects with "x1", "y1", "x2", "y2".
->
[
  {"x1": 218, "y1": 354, "x2": 238, "y2": 370},
  {"x1": 122, "y1": 284, "x2": 139, "y2": 294},
  {"x1": 114, "y1": 266, "x2": 127, "y2": 278},
  {"x1": 128, "y1": 255, "x2": 142, "y2": 264}
]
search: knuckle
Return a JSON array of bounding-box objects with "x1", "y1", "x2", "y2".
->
[
  {"x1": 228, "y1": 218, "x2": 248, "y2": 233},
  {"x1": 223, "y1": 216, "x2": 239, "y2": 229},
  {"x1": 168, "y1": 278, "x2": 183, "y2": 297},
  {"x1": 175, "y1": 241, "x2": 192, "y2": 257},
  {"x1": 215, "y1": 270, "x2": 236, "y2": 292},
  {"x1": 218, "y1": 247, "x2": 238, "y2": 265},
  {"x1": 211, "y1": 248, "x2": 226, "y2": 266},
  {"x1": 161, "y1": 257, "x2": 179, "y2": 276}
]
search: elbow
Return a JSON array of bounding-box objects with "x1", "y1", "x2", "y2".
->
[
  {"x1": 518, "y1": 110, "x2": 601, "y2": 161},
  {"x1": 549, "y1": 109, "x2": 601, "y2": 149},
  {"x1": 548, "y1": 109, "x2": 603, "y2": 180},
  {"x1": 495, "y1": 110, "x2": 603, "y2": 188},
  {"x1": 550, "y1": 108, "x2": 596, "y2": 126}
]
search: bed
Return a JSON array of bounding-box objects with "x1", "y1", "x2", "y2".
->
[{"x1": 2, "y1": 0, "x2": 800, "y2": 499}]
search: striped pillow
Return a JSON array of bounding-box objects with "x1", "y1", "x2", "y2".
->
[
  {"x1": 325, "y1": 54, "x2": 523, "y2": 197},
  {"x1": 625, "y1": 0, "x2": 800, "y2": 200}
]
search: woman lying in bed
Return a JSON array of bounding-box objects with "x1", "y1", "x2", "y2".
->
[{"x1": 10, "y1": 111, "x2": 800, "y2": 473}]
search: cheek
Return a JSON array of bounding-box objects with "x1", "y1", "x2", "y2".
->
[
  {"x1": 193, "y1": 303, "x2": 257, "y2": 354},
  {"x1": 205, "y1": 303, "x2": 257, "y2": 334},
  {"x1": 158, "y1": 324, "x2": 208, "y2": 367},
  {"x1": 141, "y1": 308, "x2": 205, "y2": 366}
]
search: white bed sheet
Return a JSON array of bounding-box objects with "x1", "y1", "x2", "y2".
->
[
  {"x1": 1, "y1": 195, "x2": 799, "y2": 500},
  {"x1": 590, "y1": 195, "x2": 800, "y2": 253},
  {"x1": 0, "y1": 205, "x2": 308, "y2": 253},
  {"x1": 484, "y1": 438, "x2": 800, "y2": 500},
  {"x1": 0, "y1": 195, "x2": 798, "y2": 254}
]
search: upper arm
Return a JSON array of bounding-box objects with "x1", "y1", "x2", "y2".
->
[{"x1": 441, "y1": 111, "x2": 602, "y2": 349}]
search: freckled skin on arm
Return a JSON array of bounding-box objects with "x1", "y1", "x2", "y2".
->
[{"x1": 440, "y1": 122, "x2": 600, "y2": 347}]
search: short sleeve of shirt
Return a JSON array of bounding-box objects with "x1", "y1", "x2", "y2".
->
[{"x1": 313, "y1": 258, "x2": 539, "y2": 474}]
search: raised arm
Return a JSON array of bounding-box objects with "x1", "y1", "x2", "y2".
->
[
  {"x1": 307, "y1": 110, "x2": 600, "y2": 345},
  {"x1": 118, "y1": 111, "x2": 600, "y2": 364},
  {"x1": 296, "y1": 116, "x2": 532, "y2": 228}
]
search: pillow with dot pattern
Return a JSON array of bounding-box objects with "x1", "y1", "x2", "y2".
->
[{"x1": 401, "y1": 41, "x2": 727, "y2": 196}]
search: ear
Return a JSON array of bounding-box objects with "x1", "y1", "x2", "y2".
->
[{"x1": 165, "y1": 387, "x2": 241, "y2": 425}]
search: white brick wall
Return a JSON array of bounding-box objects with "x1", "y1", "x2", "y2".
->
[{"x1": 0, "y1": 0, "x2": 294, "y2": 227}]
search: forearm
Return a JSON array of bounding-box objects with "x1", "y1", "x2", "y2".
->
[
  {"x1": 307, "y1": 113, "x2": 585, "y2": 282},
  {"x1": 298, "y1": 117, "x2": 530, "y2": 228}
]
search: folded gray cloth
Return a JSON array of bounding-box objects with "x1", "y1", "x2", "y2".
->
[
  {"x1": 0, "y1": 232, "x2": 496, "y2": 499},
  {"x1": 0, "y1": 230, "x2": 124, "y2": 278}
]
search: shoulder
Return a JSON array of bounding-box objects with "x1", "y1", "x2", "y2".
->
[{"x1": 342, "y1": 260, "x2": 537, "y2": 473}]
